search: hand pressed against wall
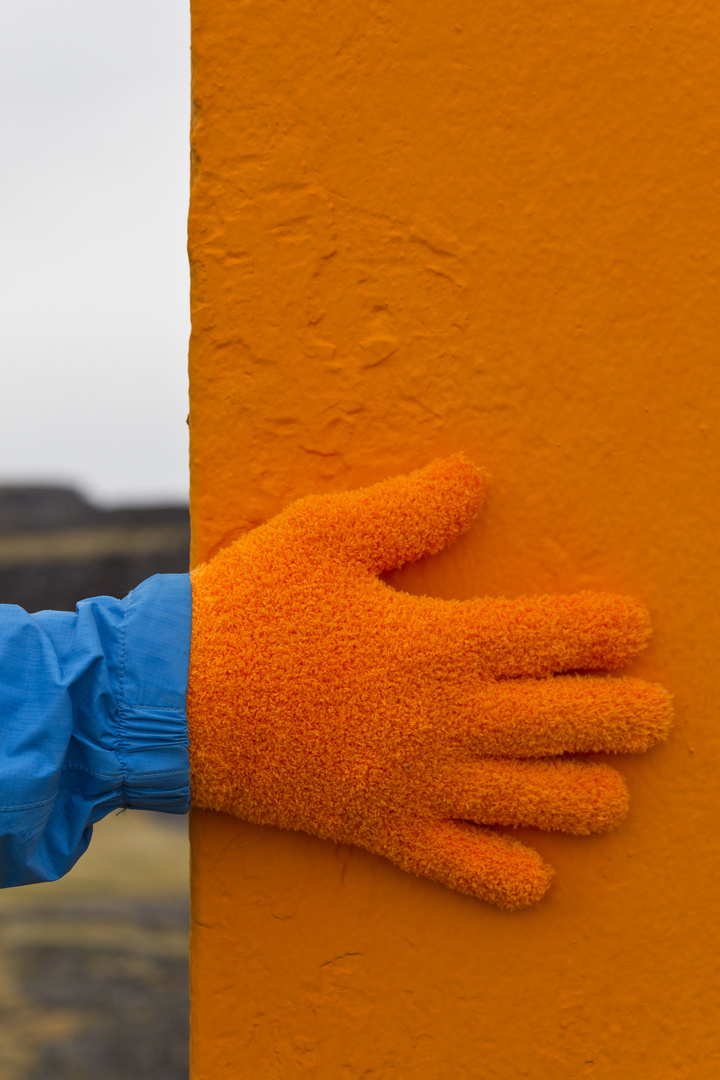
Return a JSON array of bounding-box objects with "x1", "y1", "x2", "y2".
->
[{"x1": 188, "y1": 456, "x2": 671, "y2": 909}]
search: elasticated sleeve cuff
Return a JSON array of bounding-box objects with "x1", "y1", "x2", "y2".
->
[
  {"x1": 0, "y1": 574, "x2": 191, "y2": 887},
  {"x1": 111, "y1": 574, "x2": 192, "y2": 812}
]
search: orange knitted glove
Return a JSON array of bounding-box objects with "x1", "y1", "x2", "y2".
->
[{"x1": 187, "y1": 456, "x2": 671, "y2": 909}]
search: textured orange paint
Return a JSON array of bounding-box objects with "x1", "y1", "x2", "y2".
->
[{"x1": 188, "y1": 0, "x2": 720, "y2": 1076}]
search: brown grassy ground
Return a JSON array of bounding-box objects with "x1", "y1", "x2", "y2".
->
[{"x1": 0, "y1": 811, "x2": 190, "y2": 1080}]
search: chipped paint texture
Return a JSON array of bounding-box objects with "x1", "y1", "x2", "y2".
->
[{"x1": 189, "y1": 0, "x2": 720, "y2": 1076}]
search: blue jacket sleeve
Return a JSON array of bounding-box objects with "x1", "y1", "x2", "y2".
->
[{"x1": 0, "y1": 573, "x2": 192, "y2": 887}]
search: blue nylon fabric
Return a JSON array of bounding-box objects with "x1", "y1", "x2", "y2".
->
[{"x1": 0, "y1": 573, "x2": 192, "y2": 887}]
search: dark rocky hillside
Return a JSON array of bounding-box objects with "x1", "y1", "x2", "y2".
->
[{"x1": 0, "y1": 486, "x2": 190, "y2": 611}]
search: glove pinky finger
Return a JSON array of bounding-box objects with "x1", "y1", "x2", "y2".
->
[{"x1": 392, "y1": 821, "x2": 554, "y2": 910}]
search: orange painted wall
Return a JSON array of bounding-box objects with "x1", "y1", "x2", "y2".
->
[{"x1": 188, "y1": 1, "x2": 720, "y2": 1076}]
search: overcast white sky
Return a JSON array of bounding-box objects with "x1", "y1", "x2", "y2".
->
[{"x1": 0, "y1": 0, "x2": 191, "y2": 506}]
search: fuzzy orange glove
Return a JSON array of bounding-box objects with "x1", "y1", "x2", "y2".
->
[{"x1": 187, "y1": 456, "x2": 671, "y2": 909}]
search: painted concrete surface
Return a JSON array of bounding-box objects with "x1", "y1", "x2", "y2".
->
[{"x1": 189, "y1": 1, "x2": 720, "y2": 1076}]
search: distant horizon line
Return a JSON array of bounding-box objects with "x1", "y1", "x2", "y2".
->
[{"x1": 0, "y1": 477, "x2": 189, "y2": 511}]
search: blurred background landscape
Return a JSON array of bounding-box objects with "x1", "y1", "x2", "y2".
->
[
  {"x1": 0, "y1": 488, "x2": 191, "y2": 1079},
  {"x1": 0, "y1": 486, "x2": 190, "y2": 611},
  {"x1": 0, "y1": 0, "x2": 193, "y2": 1075}
]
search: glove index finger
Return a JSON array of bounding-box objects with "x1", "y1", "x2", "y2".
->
[{"x1": 290, "y1": 454, "x2": 488, "y2": 574}]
